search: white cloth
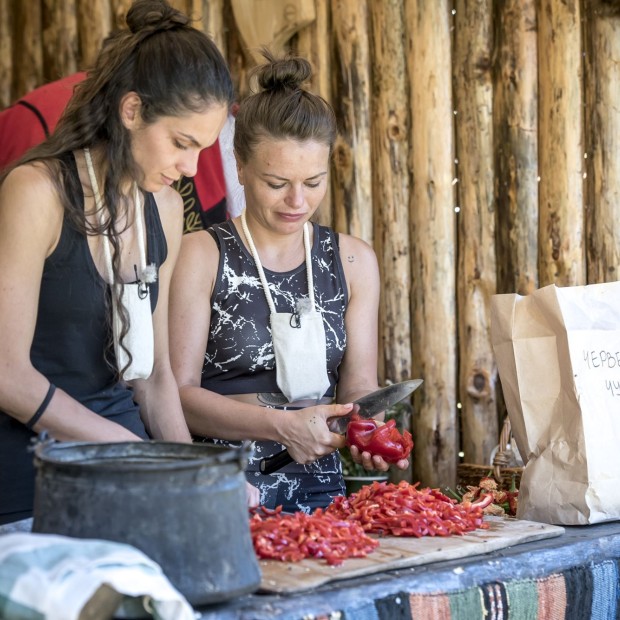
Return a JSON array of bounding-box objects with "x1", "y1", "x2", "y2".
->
[
  {"x1": 0, "y1": 533, "x2": 195, "y2": 620},
  {"x1": 240, "y1": 210, "x2": 330, "y2": 402},
  {"x1": 84, "y1": 148, "x2": 155, "y2": 381},
  {"x1": 220, "y1": 113, "x2": 246, "y2": 218}
]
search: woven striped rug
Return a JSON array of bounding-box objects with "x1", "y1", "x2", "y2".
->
[{"x1": 330, "y1": 559, "x2": 619, "y2": 620}]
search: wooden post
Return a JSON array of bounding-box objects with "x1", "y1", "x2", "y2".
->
[
  {"x1": 110, "y1": 0, "x2": 133, "y2": 30},
  {"x1": 230, "y1": 0, "x2": 316, "y2": 65},
  {"x1": 297, "y1": 0, "x2": 333, "y2": 228},
  {"x1": 584, "y1": 1, "x2": 620, "y2": 283},
  {"x1": 190, "y1": 0, "x2": 226, "y2": 52},
  {"x1": 493, "y1": 0, "x2": 539, "y2": 296},
  {"x1": 407, "y1": 0, "x2": 457, "y2": 488},
  {"x1": 0, "y1": 0, "x2": 12, "y2": 107},
  {"x1": 77, "y1": 0, "x2": 111, "y2": 70},
  {"x1": 42, "y1": 0, "x2": 78, "y2": 81},
  {"x1": 537, "y1": 0, "x2": 585, "y2": 287},
  {"x1": 453, "y1": 0, "x2": 498, "y2": 466},
  {"x1": 223, "y1": 0, "x2": 248, "y2": 99},
  {"x1": 330, "y1": 0, "x2": 373, "y2": 244},
  {"x1": 12, "y1": 1, "x2": 43, "y2": 99},
  {"x1": 167, "y1": 0, "x2": 190, "y2": 13},
  {"x1": 368, "y1": 0, "x2": 411, "y2": 388}
]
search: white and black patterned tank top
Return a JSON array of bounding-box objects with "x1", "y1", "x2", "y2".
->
[{"x1": 201, "y1": 220, "x2": 348, "y2": 400}]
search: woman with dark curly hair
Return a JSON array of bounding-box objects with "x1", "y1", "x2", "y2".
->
[{"x1": 0, "y1": 0, "x2": 252, "y2": 525}]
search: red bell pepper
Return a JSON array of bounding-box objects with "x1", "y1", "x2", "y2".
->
[{"x1": 346, "y1": 413, "x2": 414, "y2": 463}]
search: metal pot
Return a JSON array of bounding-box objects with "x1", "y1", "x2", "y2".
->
[{"x1": 32, "y1": 439, "x2": 261, "y2": 606}]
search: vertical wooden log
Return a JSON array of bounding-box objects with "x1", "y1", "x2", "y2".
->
[
  {"x1": 453, "y1": 0, "x2": 498, "y2": 466},
  {"x1": 368, "y1": 0, "x2": 411, "y2": 387},
  {"x1": 538, "y1": 0, "x2": 585, "y2": 287},
  {"x1": 42, "y1": 0, "x2": 78, "y2": 81},
  {"x1": 76, "y1": 0, "x2": 111, "y2": 70},
  {"x1": 167, "y1": 0, "x2": 190, "y2": 13},
  {"x1": 12, "y1": 1, "x2": 43, "y2": 99},
  {"x1": 493, "y1": 0, "x2": 539, "y2": 295},
  {"x1": 0, "y1": 0, "x2": 12, "y2": 107},
  {"x1": 223, "y1": 0, "x2": 248, "y2": 99},
  {"x1": 330, "y1": 0, "x2": 373, "y2": 244},
  {"x1": 230, "y1": 0, "x2": 316, "y2": 65},
  {"x1": 191, "y1": 0, "x2": 226, "y2": 52},
  {"x1": 296, "y1": 0, "x2": 332, "y2": 113},
  {"x1": 584, "y1": 1, "x2": 620, "y2": 283},
  {"x1": 297, "y1": 0, "x2": 333, "y2": 228},
  {"x1": 111, "y1": 0, "x2": 133, "y2": 30},
  {"x1": 407, "y1": 0, "x2": 457, "y2": 488}
]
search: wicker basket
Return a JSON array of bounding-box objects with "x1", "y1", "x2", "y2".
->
[{"x1": 457, "y1": 416, "x2": 522, "y2": 490}]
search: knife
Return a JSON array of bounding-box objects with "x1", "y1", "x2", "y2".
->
[{"x1": 258, "y1": 379, "x2": 423, "y2": 475}]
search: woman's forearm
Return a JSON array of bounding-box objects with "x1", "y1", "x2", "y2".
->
[
  {"x1": 131, "y1": 368, "x2": 192, "y2": 443},
  {"x1": 179, "y1": 385, "x2": 285, "y2": 442}
]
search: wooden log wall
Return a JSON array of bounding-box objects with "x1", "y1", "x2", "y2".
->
[{"x1": 2, "y1": 0, "x2": 620, "y2": 488}]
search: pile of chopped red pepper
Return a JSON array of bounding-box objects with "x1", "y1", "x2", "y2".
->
[
  {"x1": 346, "y1": 413, "x2": 413, "y2": 463},
  {"x1": 249, "y1": 505, "x2": 379, "y2": 565},
  {"x1": 325, "y1": 480, "x2": 489, "y2": 537}
]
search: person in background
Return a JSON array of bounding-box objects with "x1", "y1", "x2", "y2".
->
[
  {"x1": 0, "y1": 74, "x2": 245, "y2": 232},
  {"x1": 169, "y1": 49, "x2": 409, "y2": 514},
  {"x1": 0, "y1": 0, "x2": 257, "y2": 526}
]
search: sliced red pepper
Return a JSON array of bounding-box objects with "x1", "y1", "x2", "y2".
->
[
  {"x1": 345, "y1": 415, "x2": 378, "y2": 450},
  {"x1": 326, "y1": 480, "x2": 488, "y2": 537},
  {"x1": 346, "y1": 414, "x2": 414, "y2": 463},
  {"x1": 471, "y1": 493, "x2": 494, "y2": 510},
  {"x1": 249, "y1": 506, "x2": 379, "y2": 565}
]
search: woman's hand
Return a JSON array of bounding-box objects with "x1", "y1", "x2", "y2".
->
[
  {"x1": 348, "y1": 443, "x2": 410, "y2": 472},
  {"x1": 280, "y1": 403, "x2": 353, "y2": 464},
  {"x1": 245, "y1": 482, "x2": 260, "y2": 508}
]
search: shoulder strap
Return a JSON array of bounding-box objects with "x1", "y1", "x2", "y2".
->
[{"x1": 16, "y1": 100, "x2": 50, "y2": 137}]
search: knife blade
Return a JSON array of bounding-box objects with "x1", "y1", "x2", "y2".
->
[
  {"x1": 259, "y1": 379, "x2": 423, "y2": 475},
  {"x1": 327, "y1": 379, "x2": 423, "y2": 434}
]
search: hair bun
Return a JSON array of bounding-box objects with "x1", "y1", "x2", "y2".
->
[
  {"x1": 126, "y1": 0, "x2": 188, "y2": 35},
  {"x1": 255, "y1": 49, "x2": 312, "y2": 92}
]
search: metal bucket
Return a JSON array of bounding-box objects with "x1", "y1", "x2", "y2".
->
[{"x1": 32, "y1": 440, "x2": 261, "y2": 606}]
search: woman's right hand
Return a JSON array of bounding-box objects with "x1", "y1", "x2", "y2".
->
[{"x1": 280, "y1": 403, "x2": 353, "y2": 464}]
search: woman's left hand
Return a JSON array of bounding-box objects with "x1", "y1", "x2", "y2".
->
[
  {"x1": 348, "y1": 443, "x2": 410, "y2": 473},
  {"x1": 245, "y1": 482, "x2": 260, "y2": 508}
]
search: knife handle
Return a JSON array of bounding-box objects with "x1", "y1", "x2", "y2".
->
[{"x1": 260, "y1": 449, "x2": 293, "y2": 475}]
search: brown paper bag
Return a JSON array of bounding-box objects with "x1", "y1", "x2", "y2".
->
[{"x1": 490, "y1": 282, "x2": 620, "y2": 525}]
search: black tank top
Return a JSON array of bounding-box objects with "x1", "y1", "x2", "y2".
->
[
  {"x1": 201, "y1": 220, "x2": 348, "y2": 398},
  {"x1": 0, "y1": 151, "x2": 168, "y2": 524}
]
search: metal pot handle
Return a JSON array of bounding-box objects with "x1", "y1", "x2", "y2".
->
[{"x1": 29, "y1": 430, "x2": 57, "y2": 456}]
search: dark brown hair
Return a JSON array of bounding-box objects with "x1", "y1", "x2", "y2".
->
[{"x1": 234, "y1": 48, "x2": 337, "y2": 164}]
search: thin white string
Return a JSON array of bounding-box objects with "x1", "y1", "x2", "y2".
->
[
  {"x1": 240, "y1": 209, "x2": 315, "y2": 314},
  {"x1": 84, "y1": 147, "x2": 146, "y2": 284}
]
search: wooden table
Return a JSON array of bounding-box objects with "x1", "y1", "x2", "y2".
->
[
  {"x1": 4, "y1": 517, "x2": 620, "y2": 619},
  {"x1": 195, "y1": 520, "x2": 620, "y2": 619}
]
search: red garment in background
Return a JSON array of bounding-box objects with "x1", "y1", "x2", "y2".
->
[
  {"x1": 0, "y1": 72, "x2": 227, "y2": 231},
  {"x1": 0, "y1": 73, "x2": 86, "y2": 171}
]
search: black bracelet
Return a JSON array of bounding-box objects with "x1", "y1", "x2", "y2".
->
[{"x1": 26, "y1": 383, "x2": 56, "y2": 430}]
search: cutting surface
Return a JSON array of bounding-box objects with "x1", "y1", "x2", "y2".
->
[{"x1": 258, "y1": 516, "x2": 564, "y2": 593}]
